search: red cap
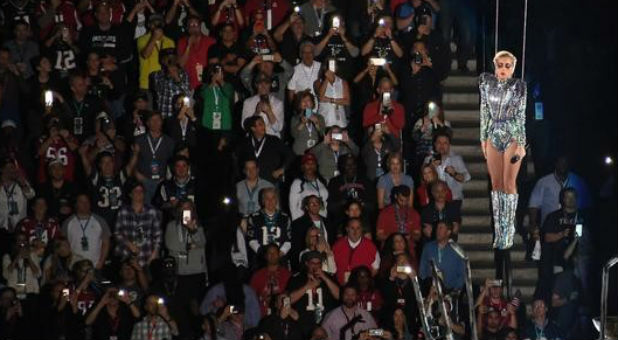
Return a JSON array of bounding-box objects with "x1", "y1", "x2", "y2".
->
[{"x1": 301, "y1": 152, "x2": 317, "y2": 165}]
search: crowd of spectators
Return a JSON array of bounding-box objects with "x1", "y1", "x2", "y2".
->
[{"x1": 0, "y1": 0, "x2": 602, "y2": 339}]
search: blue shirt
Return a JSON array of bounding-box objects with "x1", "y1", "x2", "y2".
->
[
  {"x1": 419, "y1": 241, "x2": 465, "y2": 290},
  {"x1": 529, "y1": 172, "x2": 592, "y2": 225},
  {"x1": 522, "y1": 319, "x2": 565, "y2": 340}
]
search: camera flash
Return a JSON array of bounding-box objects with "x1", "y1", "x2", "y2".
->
[
  {"x1": 294, "y1": 6, "x2": 300, "y2": 13},
  {"x1": 378, "y1": 18, "x2": 385, "y2": 26},
  {"x1": 222, "y1": 197, "x2": 231, "y2": 205},
  {"x1": 45, "y1": 90, "x2": 54, "y2": 107},
  {"x1": 182, "y1": 96, "x2": 190, "y2": 106},
  {"x1": 605, "y1": 156, "x2": 613, "y2": 166}
]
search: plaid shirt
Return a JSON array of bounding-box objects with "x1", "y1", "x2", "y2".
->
[
  {"x1": 131, "y1": 315, "x2": 172, "y2": 340},
  {"x1": 152, "y1": 69, "x2": 191, "y2": 119},
  {"x1": 114, "y1": 204, "x2": 162, "y2": 267}
]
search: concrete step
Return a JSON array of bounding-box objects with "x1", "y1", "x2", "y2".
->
[
  {"x1": 452, "y1": 127, "x2": 480, "y2": 143},
  {"x1": 451, "y1": 145, "x2": 484, "y2": 158},
  {"x1": 472, "y1": 267, "x2": 536, "y2": 281},
  {"x1": 466, "y1": 162, "x2": 488, "y2": 179},
  {"x1": 444, "y1": 110, "x2": 479, "y2": 123},
  {"x1": 461, "y1": 197, "x2": 489, "y2": 214},
  {"x1": 463, "y1": 180, "x2": 488, "y2": 197},
  {"x1": 443, "y1": 92, "x2": 480, "y2": 106},
  {"x1": 444, "y1": 103, "x2": 478, "y2": 111},
  {"x1": 458, "y1": 231, "x2": 523, "y2": 246},
  {"x1": 443, "y1": 75, "x2": 478, "y2": 88},
  {"x1": 450, "y1": 59, "x2": 477, "y2": 72},
  {"x1": 461, "y1": 215, "x2": 491, "y2": 228},
  {"x1": 466, "y1": 249, "x2": 526, "y2": 263}
]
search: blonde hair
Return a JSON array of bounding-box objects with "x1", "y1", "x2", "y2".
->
[{"x1": 493, "y1": 50, "x2": 517, "y2": 67}]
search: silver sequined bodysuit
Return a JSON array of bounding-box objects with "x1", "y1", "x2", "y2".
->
[{"x1": 478, "y1": 73, "x2": 527, "y2": 152}]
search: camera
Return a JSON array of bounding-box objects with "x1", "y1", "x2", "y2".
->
[
  {"x1": 433, "y1": 153, "x2": 442, "y2": 162},
  {"x1": 328, "y1": 59, "x2": 336, "y2": 73},
  {"x1": 370, "y1": 57, "x2": 386, "y2": 67},
  {"x1": 182, "y1": 209, "x2": 191, "y2": 225},
  {"x1": 575, "y1": 224, "x2": 583, "y2": 237},
  {"x1": 396, "y1": 265, "x2": 413, "y2": 274},
  {"x1": 44, "y1": 90, "x2": 54, "y2": 107},
  {"x1": 369, "y1": 329, "x2": 384, "y2": 337},
  {"x1": 413, "y1": 52, "x2": 423, "y2": 64},
  {"x1": 332, "y1": 16, "x2": 340, "y2": 29}
]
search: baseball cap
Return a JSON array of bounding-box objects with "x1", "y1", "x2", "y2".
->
[
  {"x1": 301, "y1": 152, "x2": 317, "y2": 165},
  {"x1": 148, "y1": 14, "x2": 164, "y2": 26}
]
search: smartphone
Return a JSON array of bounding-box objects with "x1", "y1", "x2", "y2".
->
[
  {"x1": 382, "y1": 92, "x2": 391, "y2": 106},
  {"x1": 62, "y1": 288, "x2": 70, "y2": 298},
  {"x1": 378, "y1": 18, "x2": 385, "y2": 27},
  {"x1": 157, "y1": 297, "x2": 165, "y2": 305},
  {"x1": 328, "y1": 59, "x2": 336, "y2": 73},
  {"x1": 262, "y1": 54, "x2": 274, "y2": 61},
  {"x1": 283, "y1": 296, "x2": 291, "y2": 308},
  {"x1": 44, "y1": 90, "x2": 54, "y2": 107},
  {"x1": 332, "y1": 16, "x2": 340, "y2": 29},
  {"x1": 369, "y1": 329, "x2": 384, "y2": 337},
  {"x1": 414, "y1": 52, "x2": 423, "y2": 64},
  {"x1": 370, "y1": 57, "x2": 386, "y2": 67},
  {"x1": 396, "y1": 265, "x2": 413, "y2": 274},
  {"x1": 374, "y1": 123, "x2": 382, "y2": 131},
  {"x1": 118, "y1": 289, "x2": 126, "y2": 297},
  {"x1": 575, "y1": 224, "x2": 583, "y2": 237},
  {"x1": 427, "y1": 101, "x2": 438, "y2": 118},
  {"x1": 230, "y1": 305, "x2": 238, "y2": 314},
  {"x1": 331, "y1": 133, "x2": 343, "y2": 140},
  {"x1": 294, "y1": 6, "x2": 300, "y2": 13},
  {"x1": 182, "y1": 96, "x2": 191, "y2": 107},
  {"x1": 182, "y1": 209, "x2": 191, "y2": 225}
]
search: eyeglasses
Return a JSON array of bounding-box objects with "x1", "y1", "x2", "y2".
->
[{"x1": 496, "y1": 62, "x2": 513, "y2": 69}]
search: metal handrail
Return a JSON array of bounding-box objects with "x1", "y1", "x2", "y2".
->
[{"x1": 599, "y1": 256, "x2": 618, "y2": 340}]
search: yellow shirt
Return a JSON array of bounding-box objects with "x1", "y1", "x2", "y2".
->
[{"x1": 137, "y1": 33, "x2": 175, "y2": 89}]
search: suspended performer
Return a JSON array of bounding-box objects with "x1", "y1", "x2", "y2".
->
[{"x1": 479, "y1": 50, "x2": 527, "y2": 250}]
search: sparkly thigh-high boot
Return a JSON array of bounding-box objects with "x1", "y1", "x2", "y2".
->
[
  {"x1": 491, "y1": 191, "x2": 502, "y2": 249},
  {"x1": 500, "y1": 193, "x2": 519, "y2": 297}
]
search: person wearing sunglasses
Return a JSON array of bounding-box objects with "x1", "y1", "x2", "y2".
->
[{"x1": 479, "y1": 50, "x2": 527, "y2": 293}]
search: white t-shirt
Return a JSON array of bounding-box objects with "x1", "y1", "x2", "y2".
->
[
  {"x1": 241, "y1": 94, "x2": 285, "y2": 137},
  {"x1": 287, "y1": 61, "x2": 321, "y2": 97},
  {"x1": 62, "y1": 214, "x2": 110, "y2": 265},
  {"x1": 288, "y1": 178, "x2": 329, "y2": 221}
]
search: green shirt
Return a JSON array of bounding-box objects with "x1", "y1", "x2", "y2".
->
[{"x1": 200, "y1": 83, "x2": 234, "y2": 131}]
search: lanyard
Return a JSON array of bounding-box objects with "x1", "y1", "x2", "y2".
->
[
  {"x1": 394, "y1": 204, "x2": 408, "y2": 234},
  {"x1": 308, "y1": 180, "x2": 322, "y2": 198},
  {"x1": 252, "y1": 137, "x2": 266, "y2": 158},
  {"x1": 4, "y1": 183, "x2": 16, "y2": 202},
  {"x1": 180, "y1": 118, "x2": 189, "y2": 139},
  {"x1": 78, "y1": 216, "x2": 91, "y2": 238},
  {"x1": 147, "y1": 135, "x2": 163, "y2": 158},
  {"x1": 73, "y1": 100, "x2": 85, "y2": 116},
  {"x1": 333, "y1": 150, "x2": 340, "y2": 164},
  {"x1": 245, "y1": 180, "x2": 259, "y2": 203},
  {"x1": 147, "y1": 318, "x2": 157, "y2": 340},
  {"x1": 306, "y1": 121, "x2": 314, "y2": 136},
  {"x1": 438, "y1": 246, "x2": 443, "y2": 264},
  {"x1": 212, "y1": 86, "x2": 220, "y2": 108}
]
